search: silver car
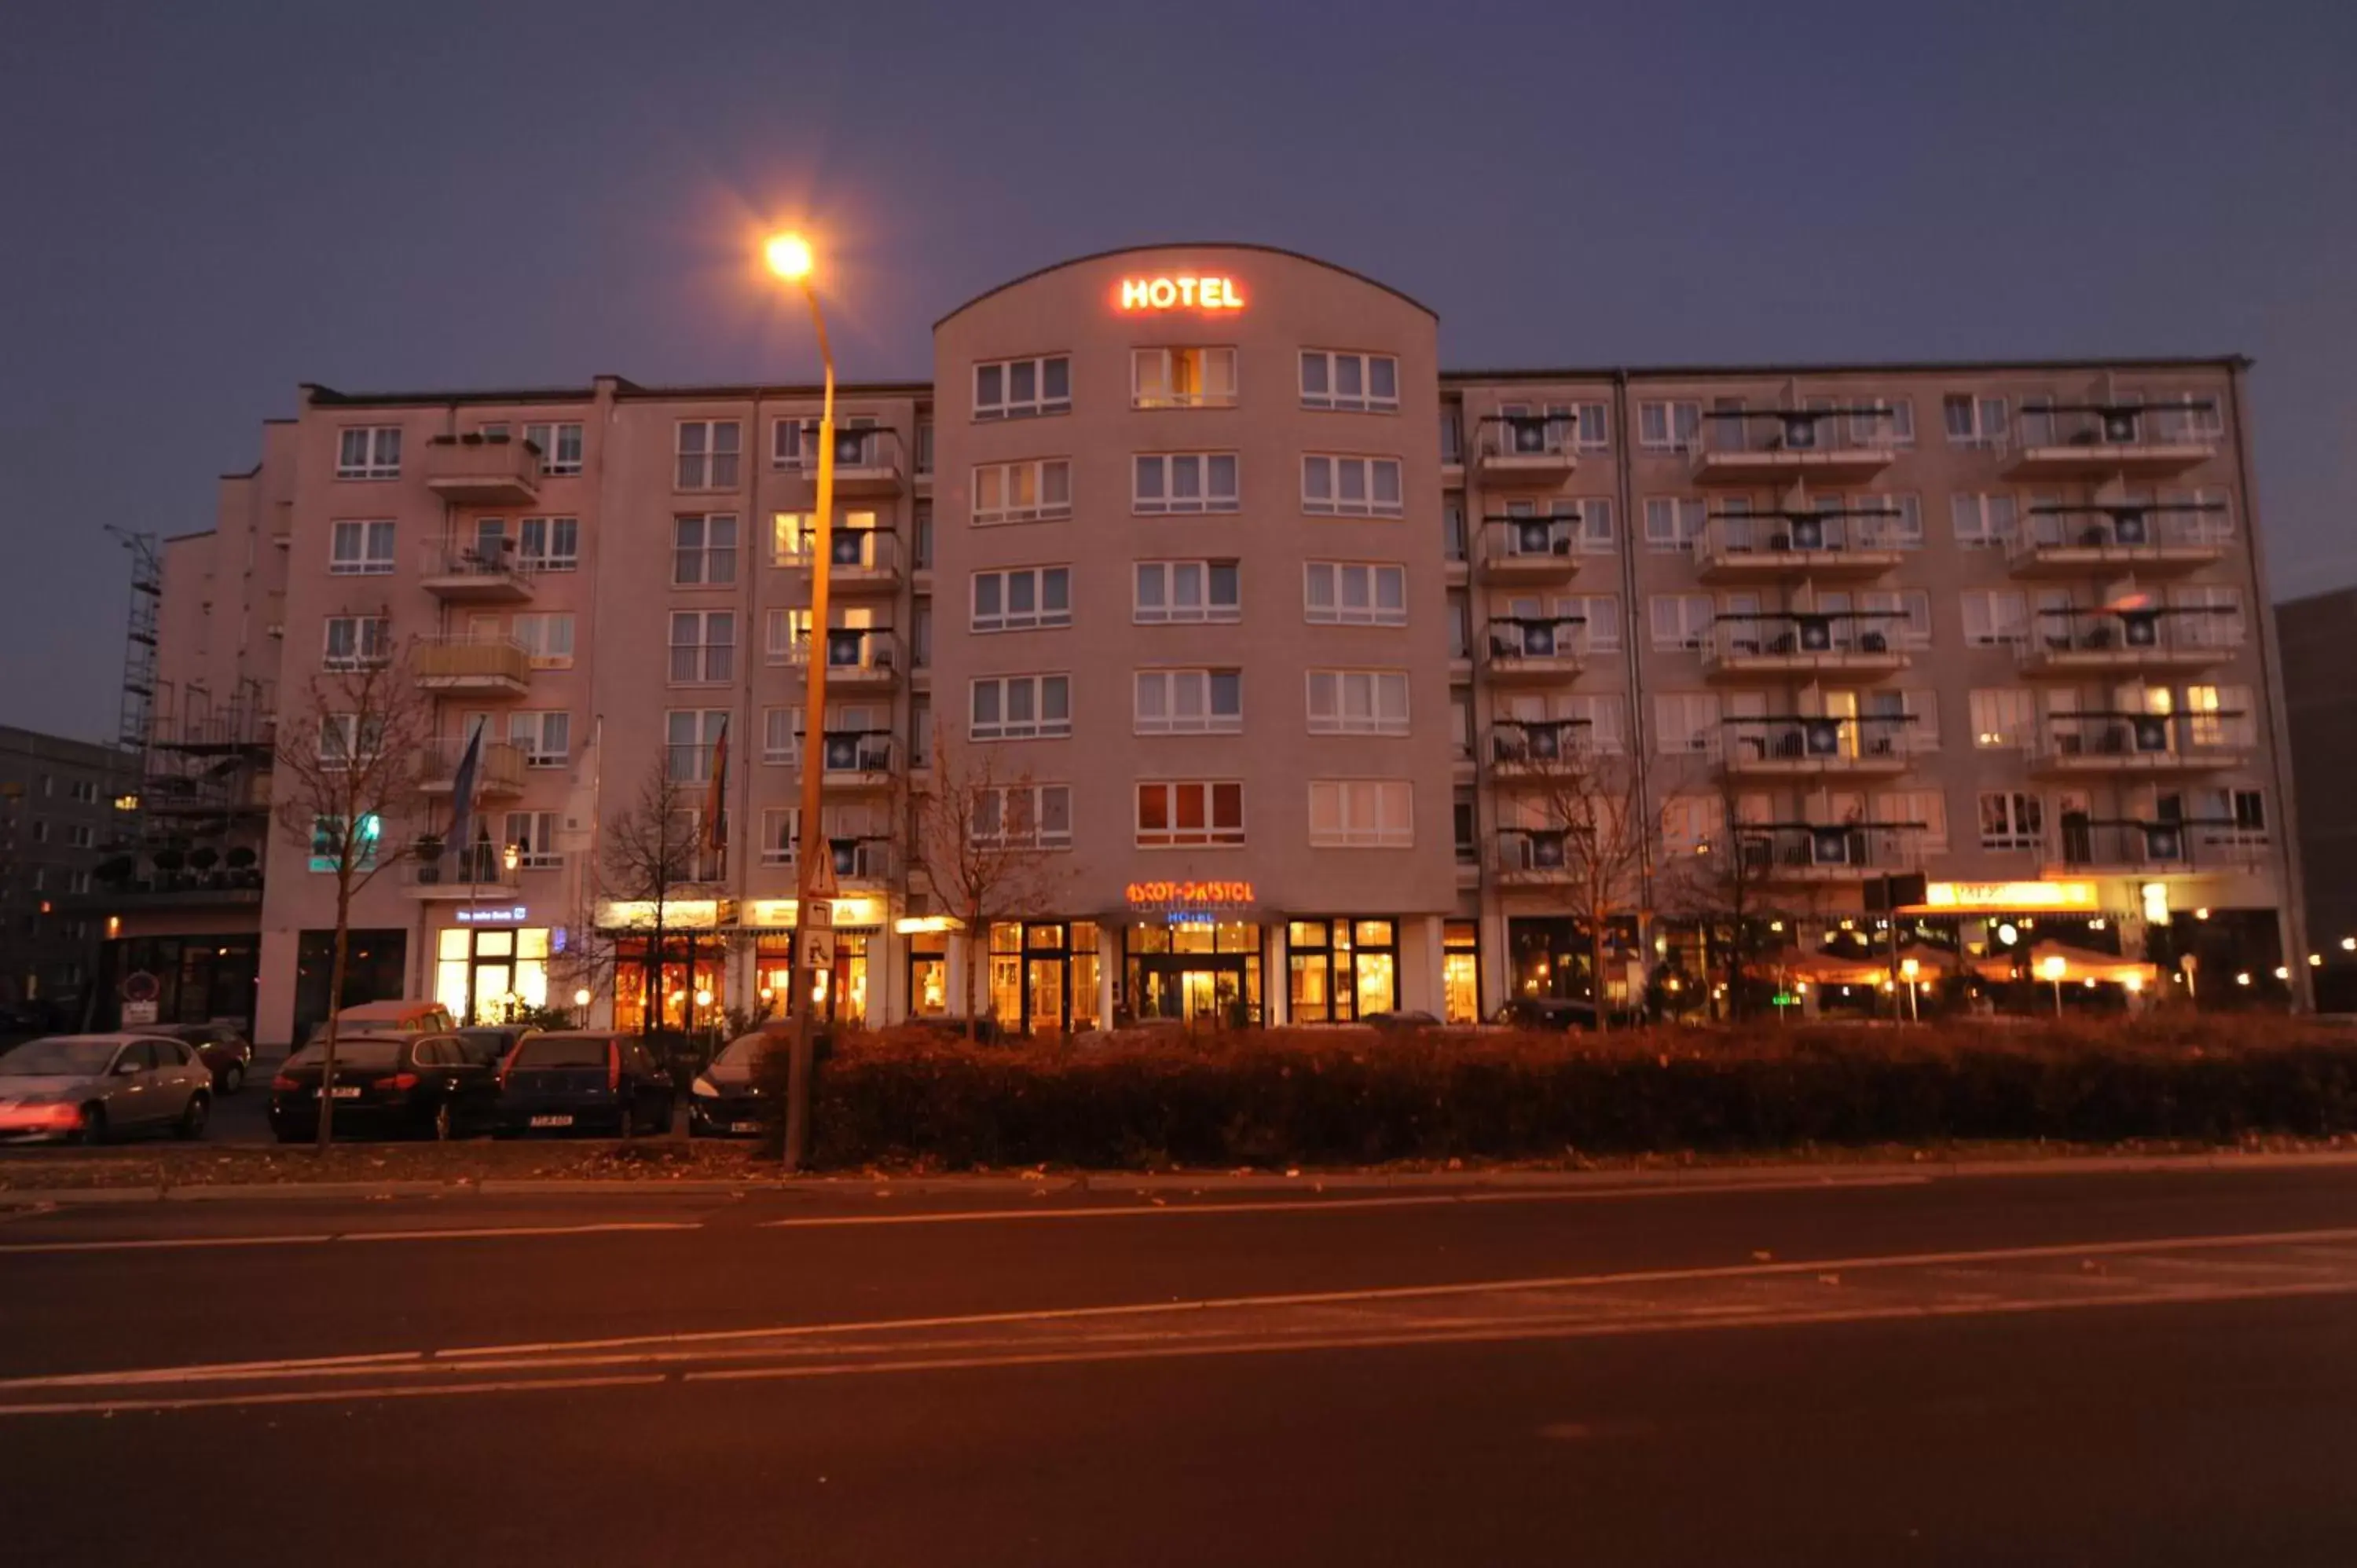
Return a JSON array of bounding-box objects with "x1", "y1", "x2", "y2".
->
[{"x1": 0, "y1": 1033, "x2": 215, "y2": 1145}]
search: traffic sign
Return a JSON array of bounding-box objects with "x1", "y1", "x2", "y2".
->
[
  {"x1": 803, "y1": 930, "x2": 838, "y2": 976},
  {"x1": 805, "y1": 898, "x2": 834, "y2": 930}
]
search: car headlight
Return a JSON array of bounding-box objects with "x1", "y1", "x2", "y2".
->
[{"x1": 691, "y1": 1075, "x2": 719, "y2": 1098}]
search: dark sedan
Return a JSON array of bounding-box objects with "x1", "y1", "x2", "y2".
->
[
  {"x1": 166, "y1": 1022, "x2": 255, "y2": 1094},
  {"x1": 452, "y1": 1025, "x2": 532, "y2": 1068},
  {"x1": 268, "y1": 1035, "x2": 498, "y2": 1142},
  {"x1": 495, "y1": 1032, "x2": 673, "y2": 1138},
  {"x1": 687, "y1": 1028, "x2": 787, "y2": 1138},
  {"x1": 1492, "y1": 997, "x2": 1645, "y2": 1032}
]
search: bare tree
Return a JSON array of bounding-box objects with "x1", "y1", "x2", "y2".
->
[
  {"x1": 271, "y1": 644, "x2": 432, "y2": 1148},
  {"x1": 909, "y1": 727, "x2": 1069, "y2": 1037},
  {"x1": 599, "y1": 750, "x2": 710, "y2": 1035},
  {"x1": 1508, "y1": 745, "x2": 1655, "y2": 1033},
  {"x1": 1659, "y1": 771, "x2": 1786, "y2": 1022}
]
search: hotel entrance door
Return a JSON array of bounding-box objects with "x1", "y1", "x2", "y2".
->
[{"x1": 1134, "y1": 956, "x2": 1252, "y2": 1024}]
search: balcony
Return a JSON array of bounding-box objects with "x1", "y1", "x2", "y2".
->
[
  {"x1": 1693, "y1": 510, "x2": 1904, "y2": 582},
  {"x1": 1729, "y1": 822, "x2": 1920, "y2": 885},
  {"x1": 827, "y1": 836, "x2": 896, "y2": 889},
  {"x1": 403, "y1": 846, "x2": 525, "y2": 901},
  {"x1": 2026, "y1": 712, "x2": 2253, "y2": 778},
  {"x1": 1486, "y1": 719, "x2": 1600, "y2": 781},
  {"x1": 1702, "y1": 615, "x2": 1908, "y2": 682},
  {"x1": 1719, "y1": 716, "x2": 1915, "y2": 779},
  {"x1": 1474, "y1": 416, "x2": 1578, "y2": 485},
  {"x1": 415, "y1": 737, "x2": 527, "y2": 799},
  {"x1": 2006, "y1": 504, "x2": 2232, "y2": 579},
  {"x1": 779, "y1": 524, "x2": 902, "y2": 595},
  {"x1": 783, "y1": 427, "x2": 906, "y2": 497},
  {"x1": 2014, "y1": 609, "x2": 2238, "y2": 677},
  {"x1": 2043, "y1": 818, "x2": 2268, "y2": 879},
  {"x1": 820, "y1": 729, "x2": 897, "y2": 791},
  {"x1": 1491, "y1": 829, "x2": 1578, "y2": 887},
  {"x1": 423, "y1": 434, "x2": 541, "y2": 506},
  {"x1": 1483, "y1": 617, "x2": 1589, "y2": 683},
  {"x1": 414, "y1": 635, "x2": 533, "y2": 697},
  {"x1": 787, "y1": 627, "x2": 901, "y2": 693},
  {"x1": 419, "y1": 540, "x2": 535, "y2": 604},
  {"x1": 1689, "y1": 409, "x2": 1897, "y2": 486},
  {"x1": 2007, "y1": 405, "x2": 2219, "y2": 481},
  {"x1": 1478, "y1": 516, "x2": 1583, "y2": 582}
]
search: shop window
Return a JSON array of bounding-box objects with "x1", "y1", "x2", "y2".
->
[
  {"x1": 1443, "y1": 921, "x2": 1481, "y2": 1024},
  {"x1": 1286, "y1": 918, "x2": 1398, "y2": 1022}
]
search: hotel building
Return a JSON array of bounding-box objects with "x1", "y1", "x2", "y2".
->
[{"x1": 112, "y1": 244, "x2": 2306, "y2": 1043}]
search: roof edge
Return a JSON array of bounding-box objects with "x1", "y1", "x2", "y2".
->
[
  {"x1": 935, "y1": 242, "x2": 1436, "y2": 328},
  {"x1": 1440, "y1": 354, "x2": 2252, "y2": 385}
]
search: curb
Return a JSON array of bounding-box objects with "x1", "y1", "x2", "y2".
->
[{"x1": 4, "y1": 1148, "x2": 2357, "y2": 1207}]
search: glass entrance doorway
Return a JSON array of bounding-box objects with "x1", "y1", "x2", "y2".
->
[{"x1": 1134, "y1": 957, "x2": 1252, "y2": 1024}]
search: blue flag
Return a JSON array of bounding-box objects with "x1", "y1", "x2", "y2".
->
[{"x1": 447, "y1": 721, "x2": 483, "y2": 875}]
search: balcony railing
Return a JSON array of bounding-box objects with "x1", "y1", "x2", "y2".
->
[
  {"x1": 1719, "y1": 716, "x2": 1915, "y2": 774},
  {"x1": 1483, "y1": 616, "x2": 1589, "y2": 680},
  {"x1": 1478, "y1": 515, "x2": 1582, "y2": 577},
  {"x1": 1703, "y1": 614, "x2": 1908, "y2": 678},
  {"x1": 780, "y1": 427, "x2": 907, "y2": 494},
  {"x1": 1689, "y1": 408, "x2": 1898, "y2": 484},
  {"x1": 414, "y1": 634, "x2": 533, "y2": 694},
  {"x1": 1693, "y1": 509, "x2": 1905, "y2": 578},
  {"x1": 1486, "y1": 719, "x2": 1600, "y2": 775},
  {"x1": 1475, "y1": 416, "x2": 1579, "y2": 480},
  {"x1": 777, "y1": 525, "x2": 902, "y2": 589},
  {"x1": 2047, "y1": 817, "x2": 2268, "y2": 876},
  {"x1": 1492, "y1": 828, "x2": 1577, "y2": 882},
  {"x1": 2017, "y1": 608, "x2": 2241, "y2": 674},
  {"x1": 2008, "y1": 404, "x2": 2219, "y2": 478},
  {"x1": 786, "y1": 626, "x2": 901, "y2": 683},
  {"x1": 423, "y1": 434, "x2": 541, "y2": 505},
  {"x1": 419, "y1": 540, "x2": 535, "y2": 602},
  {"x1": 2026, "y1": 711, "x2": 2253, "y2": 774},
  {"x1": 2007, "y1": 504, "x2": 2232, "y2": 574},
  {"x1": 404, "y1": 845, "x2": 526, "y2": 898},
  {"x1": 826, "y1": 836, "x2": 896, "y2": 886},
  {"x1": 416, "y1": 737, "x2": 527, "y2": 797},
  {"x1": 1724, "y1": 822, "x2": 1920, "y2": 880},
  {"x1": 820, "y1": 728, "x2": 896, "y2": 783}
]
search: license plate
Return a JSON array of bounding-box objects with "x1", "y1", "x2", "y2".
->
[
  {"x1": 330, "y1": 1086, "x2": 361, "y2": 1098},
  {"x1": 731, "y1": 1121, "x2": 762, "y2": 1134},
  {"x1": 530, "y1": 1114, "x2": 573, "y2": 1128}
]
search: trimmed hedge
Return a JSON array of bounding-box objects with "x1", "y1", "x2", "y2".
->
[{"x1": 783, "y1": 1019, "x2": 2357, "y2": 1171}]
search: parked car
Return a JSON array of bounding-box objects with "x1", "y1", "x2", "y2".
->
[
  {"x1": 1492, "y1": 997, "x2": 1644, "y2": 1032},
  {"x1": 496, "y1": 1031, "x2": 674, "y2": 1138},
  {"x1": 268, "y1": 1034, "x2": 497, "y2": 1142},
  {"x1": 310, "y1": 1000, "x2": 456, "y2": 1042},
  {"x1": 0, "y1": 1033, "x2": 214, "y2": 1144},
  {"x1": 1361, "y1": 1010, "x2": 1443, "y2": 1031},
  {"x1": 164, "y1": 1021, "x2": 255, "y2": 1093},
  {"x1": 687, "y1": 1027, "x2": 788, "y2": 1138},
  {"x1": 451, "y1": 1024, "x2": 533, "y2": 1068}
]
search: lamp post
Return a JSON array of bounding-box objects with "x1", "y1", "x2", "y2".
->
[
  {"x1": 1899, "y1": 956, "x2": 1920, "y2": 1024},
  {"x1": 767, "y1": 232, "x2": 831, "y2": 1172},
  {"x1": 2039, "y1": 954, "x2": 2067, "y2": 1017}
]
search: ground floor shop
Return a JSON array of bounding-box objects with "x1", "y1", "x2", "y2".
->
[{"x1": 91, "y1": 929, "x2": 261, "y2": 1033}]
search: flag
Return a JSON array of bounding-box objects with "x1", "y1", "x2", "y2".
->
[
  {"x1": 703, "y1": 718, "x2": 728, "y2": 855},
  {"x1": 447, "y1": 720, "x2": 483, "y2": 875}
]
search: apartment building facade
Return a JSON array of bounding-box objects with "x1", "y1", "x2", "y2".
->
[
  {"x1": 0, "y1": 727, "x2": 136, "y2": 1026},
  {"x1": 163, "y1": 244, "x2": 2303, "y2": 1044}
]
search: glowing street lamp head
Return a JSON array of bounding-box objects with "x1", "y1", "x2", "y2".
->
[
  {"x1": 2038, "y1": 955, "x2": 2068, "y2": 983},
  {"x1": 765, "y1": 233, "x2": 814, "y2": 282}
]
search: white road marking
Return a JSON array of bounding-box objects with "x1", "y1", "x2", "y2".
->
[
  {"x1": 755, "y1": 1174, "x2": 1936, "y2": 1229},
  {"x1": 339, "y1": 1222, "x2": 701, "y2": 1244},
  {"x1": 0, "y1": 1233, "x2": 335, "y2": 1255},
  {"x1": 0, "y1": 1219, "x2": 702, "y2": 1256},
  {"x1": 0, "y1": 1373, "x2": 665, "y2": 1418}
]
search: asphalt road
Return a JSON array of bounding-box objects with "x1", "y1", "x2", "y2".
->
[{"x1": 4, "y1": 1163, "x2": 2357, "y2": 1565}]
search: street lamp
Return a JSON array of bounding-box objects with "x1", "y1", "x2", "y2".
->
[
  {"x1": 1899, "y1": 957, "x2": 1920, "y2": 1024},
  {"x1": 768, "y1": 229, "x2": 834, "y2": 1173},
  {"x1": 2038, "y1": 954, "x2": 2067, "y2": 1017}
]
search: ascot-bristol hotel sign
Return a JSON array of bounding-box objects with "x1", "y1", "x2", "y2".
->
[{"x1": 1118, "y1": 275, "x2": 1245, "y2": 311}]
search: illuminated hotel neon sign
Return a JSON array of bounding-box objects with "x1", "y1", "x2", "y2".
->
[
  {"x1": 1126, "y1": 880, "x2": 1255, "y2": 907},
  {"x1": 1919, "y1": 881, "x2": 2099, "y2": 913},
  {"x1": 1118, "y1": 276, "x2": 1245, "y2": 312}
]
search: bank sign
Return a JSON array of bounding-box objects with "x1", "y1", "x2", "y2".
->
[{"x1": 1118, "y1": 276, "x2": 1245, "y2": 312}]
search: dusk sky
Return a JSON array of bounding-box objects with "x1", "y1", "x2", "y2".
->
[{"x1": 3, "y1": 0, "x2": 2352, "y2": 742}]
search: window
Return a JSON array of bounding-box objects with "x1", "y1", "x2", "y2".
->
[
  {"x1": 971, "y1": 459, "x2": 1072, "y2": 526},
  {"x1": 1308, "y1": 780, "x2": 1414, "y2": 848},
  {"x1": 2187, "y1": 684, "x2": 2256, "y2": 748},
  {"x1": 1643, "y1": 497, "x2": 1707, "y2": 551},
  {"x1": 1134, "y1": 346, "x2": 1237, "y2": 408},
  {"x1": 674, "y1": 420, "x2": 741, "y2": 490},
  {"x1": 517, "y1": 516, "x2": 578, "y2": 572},
  {"x1": 1550, "y1": 497, "x2": 1615, "y2": 553},
  {"x1": 970, "y1": 674, "x2": 1072, "y2": 741},
  {"x1": 971, "y1": 566, "x2": 1072, "y2": 632},
  {"x1": 973, "y1": 784, "x2": 1073, "y2": 849},
  {"x1": 1875, "y1": 790, "x2": 1948, "y2": 852},
  {"x1": 315, "y1": 713, "x2": 384, "y2": 769},
  {"x1": 1135, "y1": 452, "x2": 1240, "y2": 514},
  {"x1": 974, "y1": 354, "x2": 1071, "y2": 419},
  {"x1": 1637, "y1": 401, "x2": 1700, "y2": 452},
  {"x1": 915, "y1": 420, "x2": 933, "y2": 474},
  {"x1": 1969, "y1": 688, "x2": 2035, "y2": 748},
  {"x1": 1567, "y1": 403, "x2": 1611, "y2": 452},
  {"x1": 2171, "y1": 584, "x2": 2246, "y2": 648},
  {"x1": 1440, "y1": 408, "x2": 1464, "y2": 464},
  {"x1": 335, "y1": 427, "x2": 401, "y2": 479},
  {"x1": 1654, "y1": 693, "x2": 1721, "y2": 755},
  {"x1": 522, "y1": 423, "x2": 583, "y2": 476},
  {"x1": 308, "y1": 813, "x2": 382, "y2": 872},
  {"x1": 759, "y1": 807, "x2": 800, "y2": 866},
  {"x1": 1446, "y1": 589, "x2": 1472, "y2": 658},
  {"x1": 1135, "y1": 669, "x2": 1242, "y2": 734},
  {"x1": 1960, "y1": 590, "x2": 2029, "y2": 647},
  {"x1": 67, "y1": 824, "x2": 93, "y2": 850},
  {"x1": 511, "y1": 613, "x2": 576, "y2": 668},
  {"x1": 1979, "y1": 791, "x2": 2044, "y2": 851},
  {"x1": 2152, "y1": 394, "x2": 2226, "y2": 443},
  {"x1": 1301, "y1": 454, "x2": 1404, "y2": 518},
  {"x1": 668, "y1": 611, "x2": 735, "y2": 684},
  {"x1": 508, "y1": 710, "x2": 570, "y2": 767},
  {"x1": 503, "y1": 811, "x2": 563, "y2": 869},
  {"x1": 767, "y1": 507, "x2": 879, "y2": 565},
  {"x1": 1861, "y1": 589, "x2": 1934, "y2": 650},
  {"x1": 1304, "y1": 562, "x2": 1406, "y2": 626},
  {"x1": 1135, "y1": 781, "x2": 1244, "y2": 848},
  {"x1": 329, "y1": 519, "x2": 395, "y2": 575},
  {"x1": 1648, "y1": 594, "x2": 1716, "y2": 651},
  {"x1": 1562, "y1": 694, "x2": 1626, "y2": 753},
  {"x1": 1299, "y1": 350, "x2": 1400, "y2": 412},
  {"x1": 761, "y1": 707, "x2": 800, "y2": 767},
  {"x1": 1560, "y1": 594, "x2": 1621, "y2": 653},
  {"x1": 912, "y1": 598, "x2": 932, "y2": 669},
  {"x1": 1944, "y1": 394, "x2": 2010, "y2": 448},
  {"x1": 673, "y1": 514, "x2": 739, "y2": 585},
  {"x1": 1876, "y1": 690, "x2": 1940, "y2": 751},
  {"x1": 1307, "y1": 669, "x2": 1409, "y2": 735},
  {"x1": 665, "y1": 710, "x2": 729, "y2": 782},
  {"x1": 1951, "y1": 493, "x2": 2017, "y2": 549},
  {"x1": 1848, "y1": 397, "x2": 1916, "y2": 448},
  {"x1": 321, "y1": 615, "x2": 389, "y2": 669},
  {"x1": 1135, "y1": 560, "x2": 1241, "y2": 624}
]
